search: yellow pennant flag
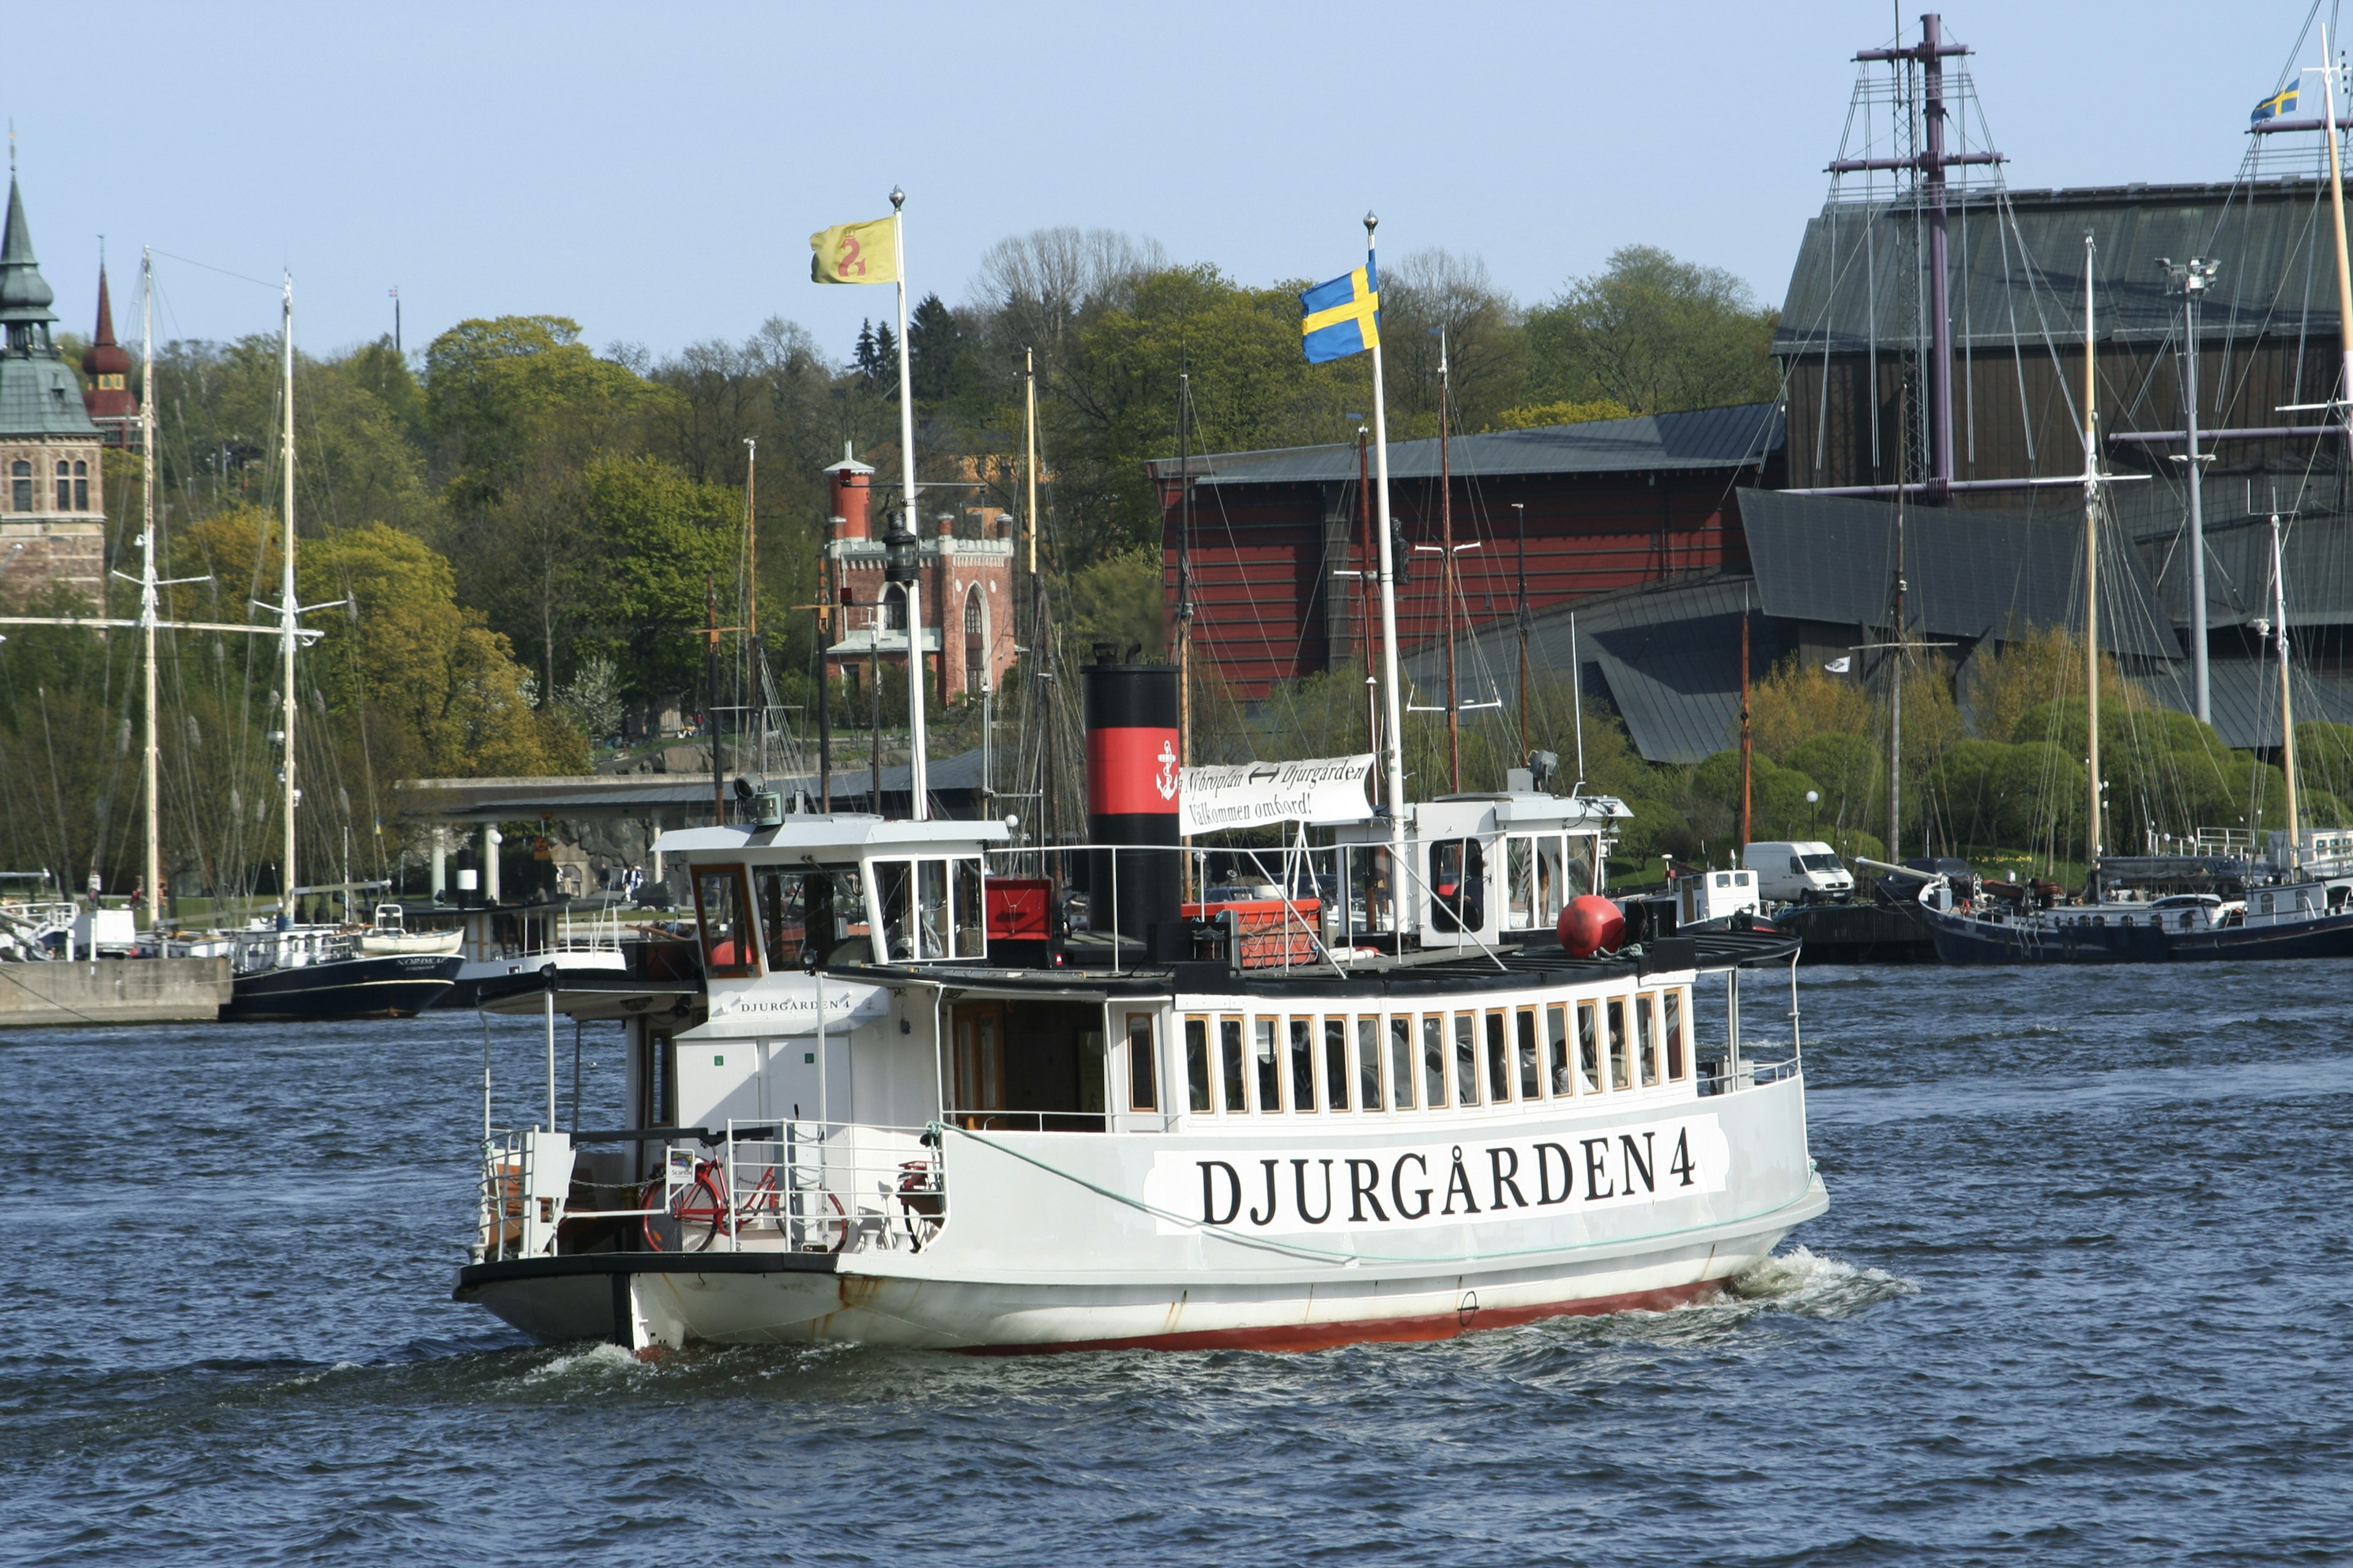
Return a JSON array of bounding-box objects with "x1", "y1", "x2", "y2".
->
[{"x1": 809, "y1": 216, "x2": 900, "y2": 285}]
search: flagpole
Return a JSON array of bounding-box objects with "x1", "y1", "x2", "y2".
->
[
  {"x1": 891, "y1": 186, "x2": 928, "y2": 822},
  {"x1": 1365, "y1": 211, "x2": 1408, "y2": 925}
]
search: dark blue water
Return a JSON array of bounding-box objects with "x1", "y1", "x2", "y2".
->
[{"x1": 4, "y1": 963, "x2": 2348, "y2": 1566}]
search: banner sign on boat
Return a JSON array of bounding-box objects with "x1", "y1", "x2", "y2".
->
[
  {"x1": 1178, "y1": 754, "x2": 1374, "y2": 833},
  {"x1": 1136, "y1": 1114, "x2": 1729, "y2": 1237},
  {"x1": 687, "y1": 978, "x2": 890, "y2": 1039}
]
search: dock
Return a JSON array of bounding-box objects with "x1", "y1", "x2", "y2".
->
[{"x1": 0, "y1": 957, "x2": 233, "y2": 1029}]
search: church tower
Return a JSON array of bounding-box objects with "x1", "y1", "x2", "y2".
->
[
  {"x1": 0, "y1": 170, "x2": 106, "y2": 606},
  {"x1": 81, "y1": 262, "x2": 137, "y2": 447}
]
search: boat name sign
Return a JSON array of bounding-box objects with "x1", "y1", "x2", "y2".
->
[
  {"x1": 1139, "y1": 1113, "x2": 1729, "y2": 1237},
  {"x1": 696, "y1": 978, "x2": 890, "y2": 1037}
]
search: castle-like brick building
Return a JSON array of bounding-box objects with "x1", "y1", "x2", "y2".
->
[
  {"x1": 0, "y1": 173, "x2": 117, "y2": 607},
  {"x1": 821, "y1": 446, "x2": 1018, "y2": 705}
]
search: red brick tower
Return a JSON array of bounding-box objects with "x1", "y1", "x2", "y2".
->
[{"x1": 81, "y1": 263, "x2": 137, "y2": 447}]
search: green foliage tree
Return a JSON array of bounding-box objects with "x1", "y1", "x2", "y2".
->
[{"x1": 1524, "y1": 244, "x2": 1781, "y2": 414}]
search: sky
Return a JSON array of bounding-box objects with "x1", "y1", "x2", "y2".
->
[{"x1": 4, "y1": 1, "x2": 2334, "y2": 369}]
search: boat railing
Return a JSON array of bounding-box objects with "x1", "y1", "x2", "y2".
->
[{"x1": 474, "y1": 1117, "x2": 946, "y2": 1264}]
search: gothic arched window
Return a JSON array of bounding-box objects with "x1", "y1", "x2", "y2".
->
[{"x1": 963, "y1": 587, "x2": 987, "y2": 694}]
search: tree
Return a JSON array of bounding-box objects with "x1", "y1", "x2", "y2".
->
[
  {"x1": 908, "y1": 292, "x2": 967, "y2": 404},
  {"x1": 1525, "y1": 245, "x2": 1780, "y2": 414},
  {"x1": 568, "y1": 453, "x2": 741, "y2": 702},
  {"x1": 1377, "y1": 248, "x2": 1525, "y2": 435},
  {"x1": 422, "y1": 314, "x2": 658, "y2": 504}
]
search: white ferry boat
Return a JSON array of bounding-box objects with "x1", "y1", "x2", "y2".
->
[{"x1": 452, "y1": 669, "x2": 1824, "y2": 1354}]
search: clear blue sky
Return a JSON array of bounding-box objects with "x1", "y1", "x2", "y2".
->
[{"x1": 6, "y1": 1, "x2": 2325, "y2": 366}]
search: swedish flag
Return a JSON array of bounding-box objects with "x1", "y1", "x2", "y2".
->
[
  {"x1": 1300, "y1": 256, "x2": 1381, "y2": 363},
  {"x1": 2252, "y1": 82, "x2": 2300, "y2": 124}
]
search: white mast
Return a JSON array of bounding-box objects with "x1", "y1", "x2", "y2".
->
[
  {"x1": 2082, "y1": 234, "x2": 2102, "y2": 876},
  {"x1": 139, "y1": 251, "x2": 159, "y2": 930},
  {"x1": 1365, "y1": 212, "x2": 1407, "y2": 909},
  {"x1": 279, "y1": 276, "x2": 298, "y2": 922},
  {"x1": 2271, "y1": 509, "x2": 2300, "y2": 855},
  {"x1": 890, "y1": 187, "x2": 928, "y2": 821},
  {"x1": 2325, "y1": 29, "x2": 2353, "y2": 462}
]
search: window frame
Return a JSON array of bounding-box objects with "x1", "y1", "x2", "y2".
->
[
  {"x1": 1322, "y1": 1017, "x2": 1351, "y2": 1112},
  {"x1": 1484, "y1": 1008, "x2": 1511, "y2": 1105},
  {"x1": 1184, "y1": 1015, "x2": 1212, "y2": 1113},
  {"x1": 689, "y1": 862, "x2": 760, "y2": 978},
  {"x1": 1125, "y1": 1012, "x2": 1159, "y2": 1112}
]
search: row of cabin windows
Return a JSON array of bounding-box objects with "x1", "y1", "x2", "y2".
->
[
  {"x1": 9, "y1": 459, "x2": 90, "y2": 513},
  {"x1": 693, "y1": 857, "x2": 983, "y2": 977},
  {"x1": 1347, "y1": 834, "x2": 1594, "y2": 937},
  {"x1": 1163, "y1": 991, "x2": 1689, "y2": 1118}
]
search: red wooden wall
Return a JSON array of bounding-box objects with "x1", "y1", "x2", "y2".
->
[{"x1": 1162, "y1": 470, "x2": 1757, "y2": 698}]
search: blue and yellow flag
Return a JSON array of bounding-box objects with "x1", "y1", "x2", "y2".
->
[
  {"x1": 2252, "y1": 81, "x2": 2300, "y2": 124},
  {"x1": 1300, "y1": 256, "x2": 1380, "y2": 363}
]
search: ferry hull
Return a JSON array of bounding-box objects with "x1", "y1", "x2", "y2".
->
[
  {"x1": 457, "y1": 1075, "x2": 1824, "y2": 1354},
  {"x1": 457, "y1": 1187, "x2": 1819, "y2": 1354}
]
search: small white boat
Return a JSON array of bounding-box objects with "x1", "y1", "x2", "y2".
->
[{"x1": 357, "y1": 903, "x2": 461, "y2": 957}]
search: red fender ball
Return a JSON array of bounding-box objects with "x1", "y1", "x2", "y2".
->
[{"x1": 1557, "y1": 894, "x2": 1626, "y2": 958}]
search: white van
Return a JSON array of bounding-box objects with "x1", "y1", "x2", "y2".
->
[{"x1": 1742, "y1": 841, "x2": 1854, "y2": 904}]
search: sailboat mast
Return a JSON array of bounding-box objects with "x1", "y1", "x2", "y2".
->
[
  {"x1": 2272, "y1": 510, "x2": 2300, "y2": 852},
  {"x1": 279, "y1": 277, "x2": 298, "y2": 922},
  {"x1": 1439, "y1": 331, "x2": 1459, "y2": 793},
  {"x1": 2324, "y1": 29, "x2": 2353, "y2": 460},
  {"x1": 1365, "y1": 213, "x2": 1408, "y2": 907},
  {"x1": 1176, "y1": 371, "x2": 1192, "y2": 774},
  {"x1": 2082, "y1": 234, "x2": 2102, "y2": 876},
  {"x1": 1176, "y1": 370, "x2": 1193, "y2": 900},
  {"x1": 140, "y1": 251, "x2": 159, "y2": 930}
]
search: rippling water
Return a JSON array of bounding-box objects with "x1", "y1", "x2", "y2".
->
[{"x1": 4, "y1": 963, "x2": 2348, "y2": 1565}]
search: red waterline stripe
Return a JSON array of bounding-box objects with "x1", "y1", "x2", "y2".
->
[{"x1": 960, "y1": 1277, "x2": 1719, "y2": 1357}]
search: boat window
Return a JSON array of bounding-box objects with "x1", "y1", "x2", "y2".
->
[
  {"x1": 1254, "y1": 1018, "x2": 1281, "y2": 1112},
  {"x1": 1567, "y1": 836, "x2": 1597, "y2": 901},
  {"x1": 1185, "y1": 1017, "x2": 1210, "y2": 1112},
  {"x1": 1507, "y1": 836, "x2": 1534, "y2": 928},
  {"x1": 955, "y1": 1009, "x2": 1005, "y2": 1112},
  {"x1": 1608, "y1": 998, "x2": 1632, "y2": 1090},
  {"x1": 1517, "y1": 1009, "x2": 1540, "y2": 1099},
  {"x1": 1537, "y1": 836, "x2": 1566, "y2": 926},
  {"x1": 1324, "y1": 1018, "x2": 1351, "y2": 1111},
  {"x1": 1357, "y1": 1017, "x2": 1381, "y2": 1110},
  {"x1": 1485, "y1": 1010, "x2": 1510, "y2": 1103},
  {"x1": 1289, "y1": 1018, "x2": 1316, "y2": 1112},
  {"x1": 1664, "y1": 989, "x2": 1688, "y2": 1080},
  {"x1": 952, "y1": 858, "x2": 985, "y2": 956},
  {"x1": 916, "y1": 860, "x2": 949, "y2": 958},
  {"x1": 874, "y1": 860, "x2": 914, "y2": 960},
  {"x1": 1454, "y1": 1013, "x2": 1480, "y2": 1105},
  {"x1": 692, "y1": 864, "x2": 759, "y2": 977},
  {"x1": 1219, "y1": 1017, "x2": 1245, "y2": 1113},
  {"x1": 1429, "y1": 838, "x2": 1485, "y2": 933},
  {"x1": 1422, "y1": 1015, "x2": 1448, "y2": 1107},
  {"x1": 1351, "y1": 846, "x2": 1397, "y2": 934},
  {"x1": 2258, "y1": 892, "x2": 2274, "y2": 915},
  {"x1": 1546, "y1": 1003, "x2": 1571, "y2": 1096},
  {"x1": 1578, "y1": 1001, "x2": 1602, "y2": 1093},
  {"x1": 1078, "y1": 1026, "x2": 1105, "y2": 1115},
  {"x1": 754, "y1": 867, "x2": 806, "y2": 971},
  {"x1": 1390, "y1": 1015, "x2": 1416, "y2": 1109},
  {"x1": 1126, "y1": 1013, "x2": 1158, "y2": 1112},
  {"x1": 1637, "y1": 993, "x2": 1660, "y2": 1086}
]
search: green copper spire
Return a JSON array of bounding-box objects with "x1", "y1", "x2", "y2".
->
[{"x1": 0, "y1": 175, "x2": 59, "y2": 336}]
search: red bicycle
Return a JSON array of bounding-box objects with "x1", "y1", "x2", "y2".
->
[{"x1": 641, "y1": 1159, "x2": 846, "y2": 1253}]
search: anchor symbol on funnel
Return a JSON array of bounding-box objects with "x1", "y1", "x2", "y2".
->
[{"x1": 1154, "y1": 738, "x2": 1180, "y2": 802}]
